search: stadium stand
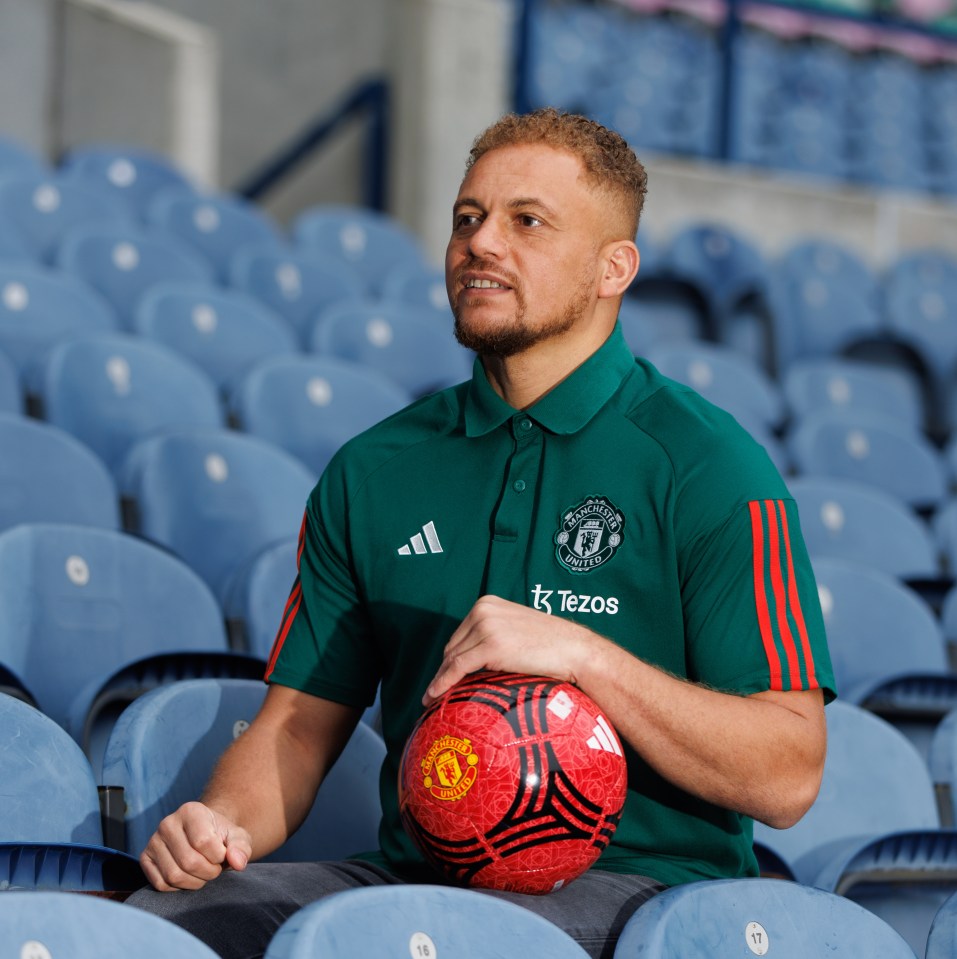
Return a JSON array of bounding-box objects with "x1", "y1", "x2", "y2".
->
[
  {"x1": 0, "y1": 892, "x2": 218, "y2": 956},
  {"x1": 264, "y1": 884, "x2": 590, "y2": 958},
  {"x1": 0, "y1": 412, "x2": 121, "y2": 532},
  {"x1": 613, "y1": 877, "x2": 917, "y2": 958},
  {"x1": 134, "y1": 280, "x2": 300, "y2": 394},
  {"x1": 0, "y1": 345, "x2": 21, "y2": 413},
  {"x1": 29, "y1": 331, "x2": 225, "y2": 476},
  {"x1": 927, "y1": 889, "x2": 957, "y2": 959},
  {"x1": 118, "y1": 427, "x2": 316, "y2": 602},
  {"x1": 102, "y1": 678, "x2": 385, "y2": 862},
  {"x1": 228, "y1": 353, "x2": 410, "y2": 477}
]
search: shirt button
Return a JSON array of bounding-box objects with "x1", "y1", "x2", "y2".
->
[
  {"x1": 513, "y1": 480, "x2": 526, "y2": 493},
  {"x1": 519, "y1": 418, "x2": 533, "y2": 431}
]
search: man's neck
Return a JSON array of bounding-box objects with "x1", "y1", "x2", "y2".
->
[{"x1": 479, "y1": 319, "x2": 616, "y2": 410}]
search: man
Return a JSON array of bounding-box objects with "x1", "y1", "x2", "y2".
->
[{"x1": 129, "y1": 109, "x2": 834, "y2": 958}]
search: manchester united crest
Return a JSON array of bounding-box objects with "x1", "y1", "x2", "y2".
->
[
  {"x1": 421, "y1": 734, "x2": 480, "y2": 802},
  {"x1": 555, "y1": 496, "x2": 625, "y2": 573}
]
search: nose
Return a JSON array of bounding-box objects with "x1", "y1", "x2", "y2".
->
[{"x1": 467, "y1": 215, "x2": 507, "y2": 260}]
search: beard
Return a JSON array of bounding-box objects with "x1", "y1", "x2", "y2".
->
[{"x1": 451, "y1": 261, "x2": 594, "y2": 358}]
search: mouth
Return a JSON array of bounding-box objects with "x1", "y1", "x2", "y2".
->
[{"x1": 461, "y1": 273, "x2": 513, "y2": 294}]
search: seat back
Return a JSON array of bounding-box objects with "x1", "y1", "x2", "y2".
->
[
  {"x1": 264, "y1": 885, "x2": 590, "y2": 958},
  {"x1": 0, "y1": 346, "x2": 21, "y2": 413},
  {"x1": 0, "y1": 891, "x2": 218, "y2": 958},
  {"x1": 614, "y1": 877, "x2": 916, "y2": 958},
  {"x1": 230, "y1": 354, "x2": 410, "y2": 476},
  {"x1": 120, "y1": 428, "x2": 315, "y2": 600},
  {"x1": 103, "y1": 678, "x2": 386, "y2": 862},
  {"x1": 34, "y1": 332, "x2": 224, "y2": 474},
  {"x1": 135, "y1": 281, "x2": 298, "y2": 392},
  {"x1": 0, "y1": 413, "x2": 120, "y2": 533}
]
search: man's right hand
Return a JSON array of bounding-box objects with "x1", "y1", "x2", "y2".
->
[{"x1": 140, "y1": 801, "x2": 253, "y2": 892}]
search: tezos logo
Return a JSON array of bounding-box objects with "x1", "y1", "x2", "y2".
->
[{"x1": 555, "y1": 495, "x2": 625, "y2": 573}]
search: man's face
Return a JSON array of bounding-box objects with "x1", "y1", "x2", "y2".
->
[{"x1": 445, "y1": 143, "x2": 607, "y2": 357}]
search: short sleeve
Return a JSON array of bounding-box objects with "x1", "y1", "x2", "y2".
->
[
  {"x1": 264, "y1": 462, "x2": 381, "y2": 708},
  {"x1": 681, "y1": 497, "x2": 836, "y2": 701}
]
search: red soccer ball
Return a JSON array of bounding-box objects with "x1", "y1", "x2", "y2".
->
[{"x1": 398, "y1": 671, "x2": 628, "y2": 894}]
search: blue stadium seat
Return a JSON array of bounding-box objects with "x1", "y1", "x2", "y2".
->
[
  {"x1": 102, "y1": 678, "x2": 386, "y2": 863},
  {"x1": 380, "y1": 259, "x2": 452, "y2": 320},
  {"x1": 0, "y1": 133, "x2": 48, "y2": 177},
  {"x1": 647, "y1": 341, "x2": 786, "y2": 434},
  {"x1": 60, "y1": 143, "x2": 196, "y2": 220},
  {"x1": 927, "y1": 888, "x2": 957, "y2": 959},
  {"x1": 787, "y1": 476, "x2": 940, "y2": 582},
  {"x1": 0, "y1": 522, "x2": 262, "y2": 773},
  {"x1": 753, "y1": 702, "x2": 940, "y2": 887},
  {"x1": 222, "y1": 537, "x2": 298, "y2": 658},
  {"x1": 788, "y1": 410, "x2": 948, "y2": 513},
  {"x1": 292, "y1": 204, "x2": 428, "y2": 299},
  {"x1": 31, "y1": 332, "x2": 225, "y2": 476},
  {"x1": 147, "y1": 187, "x2": 285, "y2": 283},
  {"x1": 0, "y1": 346, "x2": 21, "y2": 413},
  {"x1": 310, "y1": 300, "x2": 474, "y2": 397},
  {"x1": 134, "y1": 281, "x2": 298, "y2": 394},
  {"x1": 783, "y1": 357, "x2": 924, "y2": 433},
  {"x1": 614, "y1": 877, "x2": 917, "y2": 958},
  {"x1": 229, "y1": 354, "x2": 410, "y2": 477},
  {"x1": 0, "y1": 891, "x2": 219, "y2": 955},
  {"x1": 265, "y1": 885, "x2": 590, "y2": 959},
  {"x1": 0, "y1": 412, "x2": 120, "y2": 533},
  {"x1": 622, "y1": 275, "x2": 710, "y2": 344},
  {"x1": 229, "y1": 244, "x2": 365, "y2": 345},
  {"x1": 0, "y1": 172, "x2": 131, "y2": 264},
  {"x1": 56, "y1": 223, "x2": 214, "y2": 328},
  {"x1": 813, "y1": 556, "x2": 955, "y2": 760},
  {"x1": 0, "y1": 695, "x2": 144, "y2": 892},
  {"x1": 0, "y1": 262, "x2": 118, "y2": 374},
  {"x1": 119, "y1": 427, "x2": 316, "y2": 601},
  {"x1": 777, "y1": 236, "x2": 879, "y2": 308},
  {"x1": 930, "y1": 710, "x2": 957, "y2": 828}
]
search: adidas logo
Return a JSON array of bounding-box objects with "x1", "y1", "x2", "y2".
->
[
  {"x1": 397, "y1": 521, "x2": 444, "y2": 556},
  {"x1": 587, "y1": 715, "x2": 623, "y2": 756}
]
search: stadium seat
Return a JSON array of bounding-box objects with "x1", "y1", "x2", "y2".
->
[
  {"x1": 229, "y1": 244, "x2": 365, "y2": 345},
  {"x1": 0, "y1": 171, "x2": 132, "y2": 264},
  {"x1": 0, "y1": 891, "x2": 219, "y2": 956},
  {"x1": 56, "y1": 222, "x2": 214, "y2": 328},
  {"x1": 0, "y1": 262, "x2": 118, "y2": 375},
  {"x1": 932, "y1": 498, "x2": 957, "y2": 580},
  {"x1": 786, "y1": 475, "x2": 941, "y2": 582},
  {"x1": 291, "y1": 204, "x2": 429, "y2": 298},
  {"x1": 0, "y1": 522, "x2": 263, "y2": 774},
  {"x1": 753, "y1": 701, "x2": 940, "y2": 887},
  {"x1": 229, "y1": 354, "x2": 410, "y2": 477},
  {"x1": 60, "y1": 143, "x2": 197, "y2": 220},
  {"x1": 927, "y1": 888, "x2": 957, "y2": 959},
  {"x1": 788, "y1": 410, "x2": 948, "y2": 513},
  {"x1": 147, "y1": 187, "x2": 285, "y2": 283},
  {"x1": 264, "y1": 885, "x2": 590, "y2": 958},
  {"x1": 930, "y1": 709, "x2": 957, "y2": 827},
  {"x1": 119, "y1": 427, "x2": 316, "y2": 601},
  {"x1": 783, "y1": 357, "x2": 924, "y2": 433},
  {"x1": 776, "y1": 236, "x2": 879, "y2": 309},
  {"x1": 0, "y1": 412, "x2": 120, "y2": 533},
  {"x1": 0, "y1": 346, "x2": 21, "y2": 413},
  {"x1": 102, "y1": 678, "x2": 386, "y2": 863},
  {"x1": 222, "y1": 537, "x2": 298, "y2": 658},
  {"x1": 0, "y1": 133, "x2": 48, "y2": 177},
  {"x1": 647, "y1": 341, "x2": 786, "y2": 434},
  {"x1": 613, "y1": 877, "x2": 917, "y2": 958},
  {"x1": 134, "y1": 281, "x2": 298, "y2": 394},
  {"x1": 622, "y1": 274, "x2": 711, "y2": 344},
  {"x1": 0, "y1": 695, "x2": 144, "y2": 892},
  {"x1": 310, "y1": 300, "x2": 474, "y2": 397},
  {"x1": 30, "y1": 332, "x2": 225, "y2": 475},
  {"x1": 813, "y1": 556, "x2": 955, "y2": 760},
  {"x1": 380, "y1": 259, "x2": 453, "y2": 320}
]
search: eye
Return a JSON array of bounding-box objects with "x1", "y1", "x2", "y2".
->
[
  {"x1": 518, "y1": 214, "x2": 543, "y2": 228},
  {"x1": 453, "y1": 212, "x2": 481, "y2": 230}
]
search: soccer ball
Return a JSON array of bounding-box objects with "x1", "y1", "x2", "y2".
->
[{"x1": 398, "y1": 671, "x2": 628, "y2": 894}]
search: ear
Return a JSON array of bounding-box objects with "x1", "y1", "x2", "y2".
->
[{"x1": 597, "y1": 241, "x2": 640, "y2": 299}]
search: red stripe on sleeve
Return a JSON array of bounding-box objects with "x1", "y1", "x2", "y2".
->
[
  {"x1": 749, "y1": 500, "x2": 783, "y2": 689},
  {"x1": 765, "y1": 499, "x2": 802, "y2": 688},
  {"x1": 265, "y1": 510, "x2": 308, "y2": 681},
  {"x1": 777, "y1": 499, "x2": 818, "y2": 688}
]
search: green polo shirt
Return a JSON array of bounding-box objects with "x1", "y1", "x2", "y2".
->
[{"x1": 266, "y1": 323, "x2": 835, "y2": 888}]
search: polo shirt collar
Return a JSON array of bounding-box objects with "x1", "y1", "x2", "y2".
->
[{"x1": 464, "y1": 323, "x2": 635, "y2": 437}]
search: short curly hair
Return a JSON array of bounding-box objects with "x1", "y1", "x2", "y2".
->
[{"x1": 466, "y1": 108, "x2": 648, "y2": 240}]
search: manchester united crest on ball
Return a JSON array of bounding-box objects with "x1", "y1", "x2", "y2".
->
[{"x1": 555, "y1": 496, "x2": 625, "y2": 573}]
